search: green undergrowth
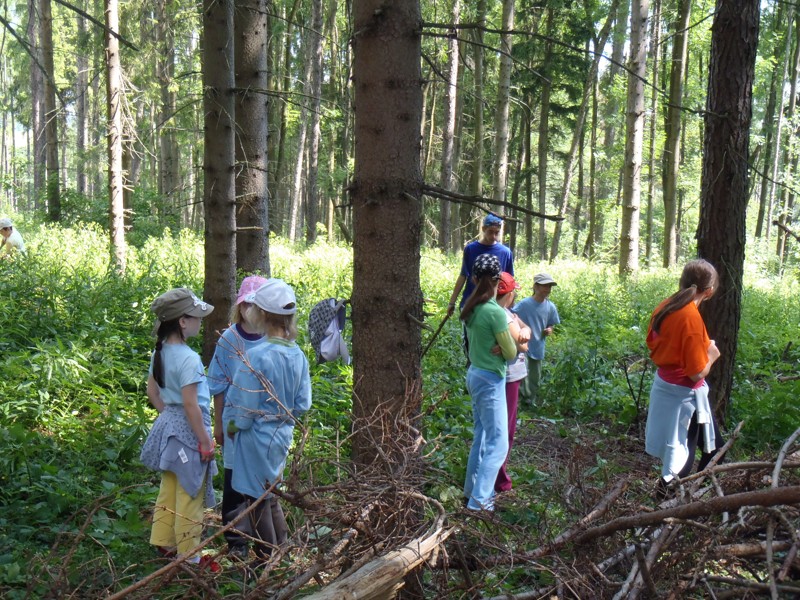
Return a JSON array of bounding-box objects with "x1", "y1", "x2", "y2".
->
[{"x1": 0, "y1": 221, "x2": 798, "y2": 597}]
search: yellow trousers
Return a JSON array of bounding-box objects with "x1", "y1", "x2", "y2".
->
[{"x1": 149, "y1": 471, "x2": 205, "y2": 556}]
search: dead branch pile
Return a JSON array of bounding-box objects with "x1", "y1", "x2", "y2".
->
[{"x1": 33, "y1": 415, "x2": 800, "y2": 599}]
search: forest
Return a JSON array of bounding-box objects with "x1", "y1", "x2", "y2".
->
[{"x1": 0, "y1": 0, "x2": 799, "y2": 597}]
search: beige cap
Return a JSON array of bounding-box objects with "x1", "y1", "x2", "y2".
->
[{"x1": 151, "y1": 287, "x2": 214, "y2": 322}]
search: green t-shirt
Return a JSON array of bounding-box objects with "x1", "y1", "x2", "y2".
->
[{"x1": 466, "y1": 299, "x2": 515, "y2": 377}]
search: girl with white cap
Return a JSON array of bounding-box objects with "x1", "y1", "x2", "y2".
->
[{"x1": 225, "y1": 279, "x2": 311, "y2": 563}]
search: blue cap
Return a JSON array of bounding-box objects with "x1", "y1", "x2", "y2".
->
[{"x1": 483, "y1": 213, "x2": 503, "y2": 227}]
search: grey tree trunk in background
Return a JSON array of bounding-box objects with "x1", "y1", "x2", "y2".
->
[
  {"x1": 305, "y1": 0, "x2": 324, "y2": 244},
  {"x1": 40, "y1": 0, "x2": 60, "y2": 221},
  {"x1": 438, "y1": 0, "x2": 460, "y2": 252},
  {"x1": 105, "y1": 0, "x2": 126, "y2": 271},
  {"x1": 619, "y1": 0, "x2": 648, "y2": 275},
  {"x1": 492, "y1": 0, "x2": 514, "y2": 209}
]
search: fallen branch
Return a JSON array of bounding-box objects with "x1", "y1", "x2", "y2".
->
[
  {"x1": 575, "y1": 486, "x2": 800, "y2": 545},
  {"x1": 302, "y1": 526, "x2": 454, "y2": 600}
]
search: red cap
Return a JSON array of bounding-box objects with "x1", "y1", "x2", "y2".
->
[{"x1": 497, "y1": 272, "x2": 520, "y2": 296}]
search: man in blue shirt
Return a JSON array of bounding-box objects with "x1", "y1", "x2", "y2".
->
[{"x1": 447, "y1": 213, "x2": 514, "y2": 317}]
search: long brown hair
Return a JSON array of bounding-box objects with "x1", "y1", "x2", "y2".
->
[
  {"x1": 651, "y1": 259, "x2": 718, "y2": 334},
  {"x1": 461, "y1": 276, "x2": 499, "y2": 322}
]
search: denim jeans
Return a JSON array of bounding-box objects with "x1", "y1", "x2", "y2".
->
[{"x1": 464, "y1": 366, "x2": 508, "y2": 510}]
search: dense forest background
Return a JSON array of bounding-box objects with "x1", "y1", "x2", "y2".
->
[{"x1": 1, "y1": 0, "x2": 794, "y2": 267}]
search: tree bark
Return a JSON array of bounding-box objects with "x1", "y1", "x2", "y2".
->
[
  {"x1": 305, "y1": 0, "x2": 324, "y2": 244},
  {"x1": 492, "y1": 0, "x2": 514, "y2": 210},
  {"x1": 537, "y1": 12, "x2": 553, "y2": 260},
  {"x1": 105, "y1": 0, "x2": 126, "y2": 271},
  {"x1": 40, "y1": 0, "x2": 60, "y2": 220},
  {"x1": 438, "y1": 0, "x2": 461, "y2": 251},
  {"x1": 661, "y1": 0, "x2": 692, "y2": 267},
  {"x1": 234, "y1": 0, "x2": 270, "y2": 274},
  {"x1": 698, "y1": 0, "x2": 759, "y2": 422},
  {"x1": 619, "y1": 0, "x2": 649, "y2": 276},
  {"x1": 351, "y1": 0, "x2": 424, "y2": 467},
  {"x1": 202, "y1": 0, "x2": 237, "y2": 363}
]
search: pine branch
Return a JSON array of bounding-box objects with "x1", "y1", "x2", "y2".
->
[{"x1": 421, "y1": 183, "x2": 564, "y2": 222}]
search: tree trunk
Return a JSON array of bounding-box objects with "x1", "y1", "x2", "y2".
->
[
  {"x1": 76, "y1": 12, "x2": 88, "y2": 197},
  {"x1": 619, "y1": 0, "x2": 649, "y2": 276},
  {"x1": 40, "y1": 0, "x2": 60, "y2": 220},
  {"x1": 156, "y1": 0, "x2": 180, "y2": 217},
  {"x1": 492, "y1": 0, "x2": 514, "y2": 209},
  {"x1": 661, "y1": 0, "x2": 691, "y2": 267},
  {"x1": 467, "y1": 0, "x2": 487, "y2": 232},
  {"x1": 351, "y1": 0, "x2": 424, "y2": 467},
  {"x1": 202, "y1": 0, "x2": 237, "y2": 363},
  {"x1": 305, "y1": 0, "x2": 324, "y2": 244},
  {"x1": 645, "y1": 0, "x2": 661, "y2": 266},
  {"x1": 234, "y1": 0, "x2": 270, "y2": 274},
  {"x1": 537, "y1": 13, "x2": 553, "y2": 260},
  {"x1": 550, "y1": 9, "x2": 616, "y2": 261},
  {"x1": 105, "y1": 0, "x2": 126, "y2": 271},
  {"x1": 698, "y1": 0, "x2": 759, "y2": 423},
  {"x1": 754, "y1": 3, "x2": 791, "y2": 239},
  {"x1": 28, "y1": 0, "x2": 45, "y2": 205},
  {"x1": 438, "y1": 0, "x2": 461, "y2": 251}
]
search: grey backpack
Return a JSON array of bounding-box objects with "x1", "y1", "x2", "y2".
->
[{"x1": 308, "y1": 298, "x2": 351, "y2": 365}]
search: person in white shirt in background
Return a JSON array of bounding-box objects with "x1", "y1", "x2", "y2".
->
[{"x1": 0, "y1": 218, "x2": 25, "y2": 256}]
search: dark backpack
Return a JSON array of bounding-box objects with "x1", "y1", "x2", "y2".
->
[{"x1": 308, "y1": 298, "x2": 350, "y2": 365}]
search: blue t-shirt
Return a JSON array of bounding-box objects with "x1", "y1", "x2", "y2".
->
[
  {"x1": 458, "y1": 241, "x2": 514, "y2": 307},
  {"x1": 148, "y1": 343, "x2": 211, "y2": 412},
  {"x1": 227, "y1": 338, "x2": 312, "y2": 499},
  {"x1": 512, "y1": 297, "x2": 560, "y2": 360}
]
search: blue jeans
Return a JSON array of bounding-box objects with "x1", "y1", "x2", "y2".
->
[{"x1": 464, "y1": 366, "x2": 508, "y2": 510}]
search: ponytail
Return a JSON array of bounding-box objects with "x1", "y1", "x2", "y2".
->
[
  {"x1": 152, "y1": 318, "x2": 184, "y2": 388},
  {"x1": 651, "y1": 259, "x2": 718, "y2": 333},
  {"x1": 460, "y1": 276, "x2": 499, "y2": 322}
]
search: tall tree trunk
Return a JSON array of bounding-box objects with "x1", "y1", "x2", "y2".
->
[
  {"x1": 550, "y1": 9, "x2": 616, "y2": 261},
  {"x1": 351, "y1": 0, "x2": 423, "y2": 467},
  {"x1": 537, "y1": 12, "x2": 553, "y2": 260},
  {"x1": 438, "y1": 0, "x2": 461, "y2": 251},
  {"x1": 40, "y1": 0, "x2": 60, "y2": 220},
  {"x1": 662, "y1": 0, "x2": 692, "y2": 267},
  {"x1": 698, "y1": 0, "x2": 759, "y2": 423},
  {"x1": 105, "y1": 0, "x2": 126, "y2": 271},
  {"x1": 776, "y1": 15, "x2": 800, "y2": 261},
  {"x1": 619, "y1": 0, "x2": 649, "y2": 276},
  {"x1": 645, "y1": 0, "x2": 661, "y2": 266},
  {"x1": 234, "y1": 0, "x2": 270, "y2": 274},
  {"x1": 305, "y1": 0, "x2": 324, "y2": 244},
  {"x1": 583, "y1": 78, "x2": 599, "y2": 258},
  {"x1": 156, "y1": 0, "x2": 179, "y2": 217},
  {"x1": 202, "y1": 0, "x2": 237, "y2": 363},
  {"x1": 467, "y1": 0, "x2": 487, "y2": 237},
  {"x1": 28, "y1": 0, "x2": 45, "y2": 205},
  {"x1": 492, "y1": 0, "x2": 514, "y2": 209},
  {"x1": 76, "y1": 11, "x2": 89, "y2": 197},
  {"x1": 754, "y1": 3, "x2": 791, "y2": 238}
]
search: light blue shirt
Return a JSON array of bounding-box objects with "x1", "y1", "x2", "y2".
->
[
  {"x1": 227, "y1": 338, "x2": 312, "y2": 499},
  {"x1": 207, "y1": 324, "x2": 265, "y2": 468},
  {"x1": 149, "y1": 343, "x2": 211, "y2": 412},
  {"x1": 512, "y1": 297, "x2": 560, "y2": 360}
]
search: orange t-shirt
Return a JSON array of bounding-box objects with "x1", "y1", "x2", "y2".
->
[{"x1": 646, "y1": 300, "x2": 710, "y2": 388}]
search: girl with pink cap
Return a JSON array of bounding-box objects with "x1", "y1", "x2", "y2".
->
[{"x1": 207, "y1": 275, "x2": 268, "y2": 559}]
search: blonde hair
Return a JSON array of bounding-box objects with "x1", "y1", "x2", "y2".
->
[
  {"x1": 246, "y1": 305, "x2": 298, "y2": 340},
  {"x1": 228, "y1": 302, "x2": 247, "y2": 325}
]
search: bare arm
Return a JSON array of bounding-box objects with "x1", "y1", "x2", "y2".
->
[
  {"x1": 213, "y1": 392, "x2": 225, "y2": 446},
  {"x1": 447, "y1": 275, "x2": 466, "y2": 317},
  {"x1": 146, "y1": 374, "x2": 165, "y2": 414},
  {"x1": 182, "y1": 383, "x2": 215, "y2": 461}
]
